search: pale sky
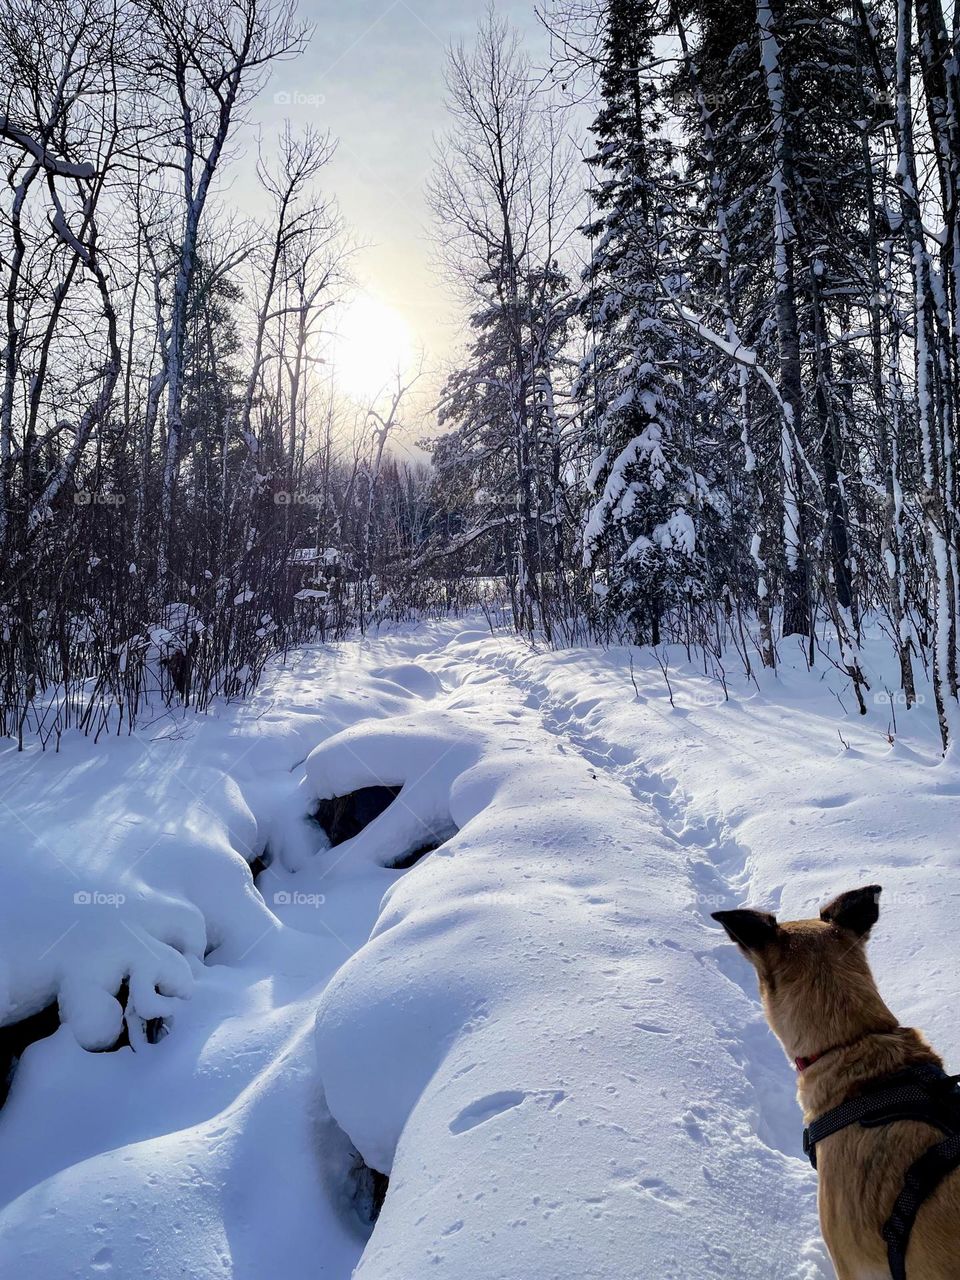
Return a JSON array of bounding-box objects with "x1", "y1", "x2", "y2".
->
[{"x1": 244, "y1": 0, "x2": 557, "y2": 418}]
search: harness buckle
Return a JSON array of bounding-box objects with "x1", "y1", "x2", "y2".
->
[{"x1": 802, "y1": 1127, "x2": 817, "y2": 1169}]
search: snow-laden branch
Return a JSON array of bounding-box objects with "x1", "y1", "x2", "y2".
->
[
  {"x1": 0, "y1": 116, "x2": 96, "y2": 179},
  {"x1": 660, "y1": 280, "x2": 823, "y2": 504},
  {"x1": 50, "y1": 211, "x2": 92, "y2": 266},
  {"x1": 407, "y1": 517, "x2": 513, "y2": 570}
]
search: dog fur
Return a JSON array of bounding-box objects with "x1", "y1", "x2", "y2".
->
[{"x1": 713, "y1": 886, "x2": 960, "y2": 1280}]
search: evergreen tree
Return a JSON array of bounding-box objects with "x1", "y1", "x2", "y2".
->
[{"x1": 579, "y1": 0, "x2": 707, "y2": 643}]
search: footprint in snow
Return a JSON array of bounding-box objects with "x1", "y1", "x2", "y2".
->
[
  {"x1": 636, "y1": 1176, "x2": 685, "y2": 1208},
  {"x1": 449, "y1": 1089, "x2": 566, "y2": 1134},
  {"x1": 810, "y1": 792, "x2": 851, "y2": 809}
]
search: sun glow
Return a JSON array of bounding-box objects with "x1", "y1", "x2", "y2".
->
[{"x1": 332, "y1": 293, "x2": 415, "y2": 403}]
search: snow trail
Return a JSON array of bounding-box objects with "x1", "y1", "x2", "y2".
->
[
  {"x1": 469, "y1": 641, "x2": 810, "y2": 1162},
  {"x1": 312, "y1": 634, "x2": 828, "y2": 1278}
]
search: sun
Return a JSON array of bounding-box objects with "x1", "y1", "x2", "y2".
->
[{"x1": 332, "y1": 293, "x2": 415, "y2": 403}]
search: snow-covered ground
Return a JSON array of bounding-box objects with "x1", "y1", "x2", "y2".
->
[{"x1": 0, "y1": 619, "x2": 955, "y2": 1278}]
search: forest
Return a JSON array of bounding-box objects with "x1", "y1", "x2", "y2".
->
[{"x1": 1, "y1": 0, "x2": 956, "y2": 747}]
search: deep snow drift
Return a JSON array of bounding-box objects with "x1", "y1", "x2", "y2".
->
[{"x1": 0, "y1": 620, "x2": 955, "y2": 1278}]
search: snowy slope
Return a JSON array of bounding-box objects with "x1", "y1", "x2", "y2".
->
[{"x1": 0, "y1": 620, "x2": 954, "y2": 1278}]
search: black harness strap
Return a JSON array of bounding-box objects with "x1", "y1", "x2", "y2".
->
[
  {"x1": 882, "y1": 1133, "x2": 960, "y2": 1280},
  {"x1": 802, "y1": 1065, "x2": 960, "y2": 1280}
]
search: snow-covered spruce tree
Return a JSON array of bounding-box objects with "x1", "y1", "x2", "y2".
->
[
  {"x1": 432, "y1": 295, "x2": 533, "y2": 595},
  {"x1": 759, "y1": 0, "x2": 882, "y2": 672},
  {"x1": 579, "y1": 0, "x2": 709, "y2": 646},
  {"x1": 671, "y1": 0, "x2": 809, "y2": 648},
  {"x1": 670, "y1": 0, "x2": 888, "y2": 697},
  {"x1": 430, "y1": 256, "x2": 577, "y2": 629},
  {"x1": 428, "y1": 12, "x2": 579, "y2": 638},
  {"x1": 886, "y1": 0, "x2": 960, "y2": 745}
]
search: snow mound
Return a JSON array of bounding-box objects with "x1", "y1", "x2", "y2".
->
[
  {"x1": 369, "y1": 662, "x2": 443, "y2": 699},
  {"x1": 311, "y1": 657, "x2": 829, "y2": 1278},
  {"x1": 303, "y1": 720, "x2": 476, "y2": 870}
]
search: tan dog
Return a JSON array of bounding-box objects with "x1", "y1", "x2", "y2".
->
[{"x1": 713, "y1": 886, "x2": 960, "y2": 1280}]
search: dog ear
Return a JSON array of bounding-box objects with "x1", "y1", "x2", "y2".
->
[
  {"x1": 711, "y1": 908, "x2": 779, "y2": 951},
  {"x1": 820, "y1": 884, "x2": 882, "y2": 938}
]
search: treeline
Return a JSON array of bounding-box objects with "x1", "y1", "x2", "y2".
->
[
  {"x1": 0, "y1": 0, "x2": 473, "y2": 747},
  {"x1": 7, "y1": 0, "x2": 960, "y2": 750},
  {"x1": 427, "y1": 0, "x2": 960, "y2": 747}
]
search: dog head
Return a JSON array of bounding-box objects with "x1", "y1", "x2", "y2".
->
[{"x1": 712, "y1": 886, "x2": 897, "y2": 1062}]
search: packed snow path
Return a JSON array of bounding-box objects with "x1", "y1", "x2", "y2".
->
[{"x1": 0, "y1": 621, "x2": 955, "y2": 1278}]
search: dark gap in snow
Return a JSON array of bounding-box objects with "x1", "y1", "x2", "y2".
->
[
  {"x1": 145, "y1": 1016, "x2": 168, "y2": 1044},
  {"x1": 248, "y1": 846, "x2": 272, "y2": 881},
  {"x1": 388, "y1": 839, "x2": 442, "y2": 869},
  {"x1": 315, "y1": 1095, "x2": 390, "y2": 1238},
  {"x1": 314, "y1": 786, "x2": 402, "y2": 846},
  {"x1": 348, "y1": 1147, "x2": 389, "y2": 1228},
  {"x1": 106, "y1": 979, "x2": 166, "y2": 1050},
  {"x1": 313, "y1": 787, "x2": 458, "y2": 868},
  {"x1": 0, "y1": 1001, "x2": 60, "y2": 1108},
  {"x1": 384, "y1": 820, "x2": 460, "y2": 870}
]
